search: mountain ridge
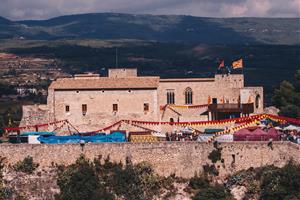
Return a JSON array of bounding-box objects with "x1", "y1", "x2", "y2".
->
[{"x1": 0, "y1": 13, "x2": 299, "y2": 44}]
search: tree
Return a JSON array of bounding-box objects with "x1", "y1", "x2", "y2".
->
[
  {"x1": 0, "y1": 82, "x2": 16, "y2": 97},
  {"x1": 193, "y1": 185, "x2": 233, "y2": 200},
  {"x1": 56, "y1": 155, "x2": 166, "y2": 200},
  {"x1": 12, "y1": 156, "x2": 39, "y2": 174},
  {"x1": 272, "y1": 70, "x2": 300, "y2": 118},
  {"x1": 260, "y1": 161, "x2": 300, "y2": 200},
  {"x1": 111, "y1": 160, "x2": 161, "y2": 200},
  {"x1": 0, "y1": 116, "x2": 4, "y2": 136},
  {"x1": 56, "y1": 155, "x2": 113, "y2": 200}
]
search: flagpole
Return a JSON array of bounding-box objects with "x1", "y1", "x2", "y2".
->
[{"x1": 242, "y1": 59, "x2": 244, "y2": 75}]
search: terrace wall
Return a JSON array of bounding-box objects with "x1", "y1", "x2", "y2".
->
[{"x1": 0, "y1": 142, "x2": 299, "y2": 178}]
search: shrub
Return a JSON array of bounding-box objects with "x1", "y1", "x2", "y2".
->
[
  {"x1": 193, "y1": 185, "x2": 233, "y2": 200},
  {"x1": 13, "y1": 156, "x2": 39, "y2": 174},
  {"x1": 208, "y1": 149, "x2": 222, "y2": 163},
  {"x1": 111, "y1": 161, "x2": 161, "y2": 200},
  {"x1": 203, "y1": 164, "x2": 219, "y2": 176},
  {"x1": 56, "y1": 155, "x2": 170, "y2": 200},
  {"x1": 260, "y1": 161, "x2": 300, "y2": 200},
  {"x1": 56, "y1": 155, "x2": 113, "y2": 200},
  {"x1": 189, "y1": 175, "x2": 210, "y2": 190}
]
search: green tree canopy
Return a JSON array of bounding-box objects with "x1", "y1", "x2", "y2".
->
[
  {"x1": 56, "y1": 155, "x2": 113, "y2": 200},
  {"x1": 0, "y1": 82, "x2": 16, "y2": 97},
  {"x1": 272, "y1": 70, "x2": 300, "y2": 118},
  {"x1": 193, "y1": 185, "x2": 233, "y2": 200},
  {"x1": 260, "y1": 161, "x2": 300, "y2": 200}
]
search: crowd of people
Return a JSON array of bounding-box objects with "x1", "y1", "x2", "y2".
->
[
  {"x1": 279, "y1": 130, "x2": 300, "y2": 144},
  {"x1": 165, "y1": 130, "x2": 199, "y2": 141},
  {"x1": 163, "y1": 126, "x2": 300, "y2": 143}
]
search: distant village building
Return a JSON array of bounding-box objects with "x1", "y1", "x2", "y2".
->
[
  {"x1": 16, "y1": 87, "x2": 38, "y2": 95},
  {"x1": 20, "y1": 68, "x2": 263, "y2": 132}
]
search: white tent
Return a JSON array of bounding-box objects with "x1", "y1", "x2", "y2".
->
[
  {"x1": 152, "y1": 132, "x2": 166, "y2": 138},
  {"x1": 284, "y1": 125, "x2": 300, "y2": 131}
]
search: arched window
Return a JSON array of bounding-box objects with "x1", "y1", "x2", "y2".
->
[
  {"x1": 185, "y1": 87, "x2": 193, "y2": 105},
  {"x1": 167, "y1": 90, "x2": 175, "y2": 104},
  {"x1": 170, "y1": 118, "x2": 174, "y2": 123},
  {"x1": 255, "y1": 95, "x2": 261, "y2": 109}
]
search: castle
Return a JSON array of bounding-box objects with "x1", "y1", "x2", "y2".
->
[{"x1": 21, "y1": 68, "x2": 263, "y2": 132}]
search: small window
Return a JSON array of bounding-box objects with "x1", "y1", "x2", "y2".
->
[
  {"x1": 166, "y1": 90, "x2": 175, "y2": 104},
  {"x1": 113, "y1": 104, "x2": 118, "y2": 112},
  {"x1": 170, "y1": 118, "x2": 174, "y2": 123},
  {"x1": 82, "y1": 104, "x2": 87, "y2": 116},
  {"x1": 212, "y1": 98, "x2": 218, "y2": 104},
  {"x1": 65, "y1": 105, "x2": 70, "y2": 112},
  {"x1": 184, "y1": 87, "x2": 193, "y2": 105},
  {"x1": 144, "y1": 103, "x2": 149, "y2": 112},
  {"x1": 255, "y1": 95, "x2": 261, "y2": 109}
]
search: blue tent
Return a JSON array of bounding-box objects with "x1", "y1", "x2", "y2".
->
[
  {"x1": 204, "y1": 129, "x2": 224, "y2": 134},
  {"x1": 22, "y1": 132, "x2": 55, "y2": 136},
  {"x1": 38, "y1": 132, "x2": 125, "y2": 144}
]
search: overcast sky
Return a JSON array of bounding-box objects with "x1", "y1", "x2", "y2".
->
[{"x1": 1, "y1": 0, "x2": 299, "y2": 20}]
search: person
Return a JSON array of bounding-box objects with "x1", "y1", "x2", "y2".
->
[
  {"x1": 293, "y1": 134, "x2": 297, "y2": 143},
  {"x1": 267, "y1": 138, "x2": 273, "y2": 150},
  {"x1": 297, "y1": 136, "x2": 300, "y2": 144},
  {"x1": 165, "y1": 132, "x2": 170, "y2": 141}
]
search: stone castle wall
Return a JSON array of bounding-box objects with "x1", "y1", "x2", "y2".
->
[
  {"x1": 50, "y1": 89, "x2": 159, "y2": 132},
  {"x1": 0, "y1": 142, "x2": 298, "y2": 178},
  {"x1": 20, "y1": 73, "x2": 264, "y2": 132},
  {"x1": 158, "y1": 74, "x2": 245, "y2": 106},
  {"x1": 19, "y1": 104, "x2": 51, "y2": 132}
]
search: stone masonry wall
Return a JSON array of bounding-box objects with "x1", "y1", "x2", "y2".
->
[
  {"x1": 51, "y1": 89, "x2": 159, "y2": 132},
  {"x1": 0, "y1": 142, "x2": 299, "y2": 179}
]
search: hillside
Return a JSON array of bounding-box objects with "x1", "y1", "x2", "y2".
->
[
  {"x1": 0, "y1": 17, "x2": 11, "y2": 24},
  {"x1": 0, "y1": 13, "x2": 300, "y2": 44},
  {"x1": 3, "y1": 39, "x2": 299, "y2": 105}
]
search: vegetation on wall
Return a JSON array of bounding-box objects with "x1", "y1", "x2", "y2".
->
[
  {"x1": 226, "y1": 161, "x2": 300, "y2": 200},
  {"x1": 187, "y1": 174, "x2": 233, "y2": 200},
  {"x1": 260, "y1": 161, "x2": 300, "y2": 199},
  {"x1": 56, "y1": 155, "x2": 113, "y2": 200},
  {"x1": 203, "y1": 145, "x2": 223, "y2": 176},
  {"x1": 1, "y1": 154, "x2": 300, "y2": 199},
  {"x1": 193, "y1": 185, "x2": 233, "y2": 200},
  {"x1": 12, "y1": 156, "x2": 39, "y2": 174},
  {"x1": 56, "y1": 155, "x2": 174, "y2": 200},
  {"x1": 272, "y1": 70, "x2": 300, "y2": 118},
  {"x1": 208, "y1": 149, "x2": 222, "y2": 163}
]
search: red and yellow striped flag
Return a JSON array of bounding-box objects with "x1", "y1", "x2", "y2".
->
[{"x1": 232, "y1": 59, "x2": 243, "y2": 69}]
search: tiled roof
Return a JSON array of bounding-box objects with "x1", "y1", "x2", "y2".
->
[
  {"x1": 49, "y1": 77, "x2": 160, "y2": 90},
  {"x1": 160, "y1": 78, "x2": 214, "y2": 82}
]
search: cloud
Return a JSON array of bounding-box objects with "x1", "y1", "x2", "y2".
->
[{"x1": 0, "y1": 0, "x2": 299, "y2": 20}]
